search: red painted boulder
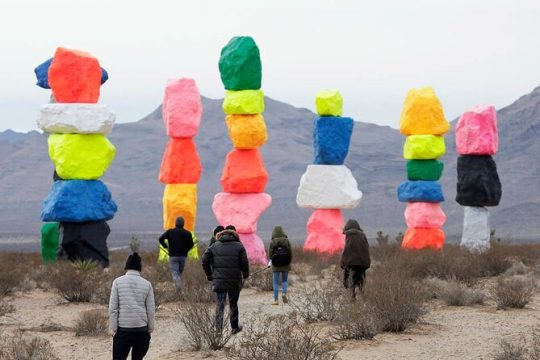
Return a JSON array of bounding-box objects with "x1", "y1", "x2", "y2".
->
[
  {"x1": 456, "y1": 105, "x2": 498, "y2": 155},
  {"x1": 238, "y1": 233, "x2": 267, "y2": 266},
  {"x1": 404, "y1": 202, "x2": 446, "y2": 228},
  {"x1": 304, "y1": 209, "x2": 345, "y2": 254},
  {"x1": 48, "y1": 47, "x2": 102, "y2": 103},
  {"x1": 401, "y1": 228, "x2": 445, "y2": 250},
  {"x1": 221, "y1": 149, "x2": 268, "y2": 193},
  {"x1": 159, "y1": 138, "x2": 202, "y2": 184},
  {"x1": 163, "y1": 78, "x2": 202, "y2": 138},
  {"x1": 212, "y1": 193, "x2": 272, "y2": 233}
]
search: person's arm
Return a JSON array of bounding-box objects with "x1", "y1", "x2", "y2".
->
[
  {"x1": 240, "y1": 247, "x2": 250, "y2": 279},
  {"x1": 158, "y1": 230, "x2": 169, "y2": 248},
  {"x1": 201, "y1": 247, "x2": 214, "y2": 278},
  {"x1": 108, "y1": 280, "x2": 119, "y2": 333},
  {"x1": 146, "y1": 283, "x2": 155, "y2": 333}
]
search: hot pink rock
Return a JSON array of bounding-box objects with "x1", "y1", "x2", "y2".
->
[
  {"x1": 404, "y1": 202, "x2": 447, "y2": 228},
  {"x1": 163, "y1": 78, "x2": 202, "y2": 138},
  {"x1": 456, "y1": 105, "x2": 498, "y2": 155},
  {"x1": 212, "y1": 193, "x2": 272, "y2": 233},
  {"x1": 238, "y1": 233, "x2": 268, "y2": 266},
  {"x1": 304, "y1": 209, "x2": 345, "y2": 254}
]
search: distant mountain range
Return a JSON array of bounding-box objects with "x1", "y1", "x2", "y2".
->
[{"x1": 2, "y1": 87, "x2": 540, "y2": 245}]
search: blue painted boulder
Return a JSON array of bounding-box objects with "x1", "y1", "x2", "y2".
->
[
  {"x1": 34, "y1": 58, "x2": 109, "y2": 89},
  {"x1": 397, "y1": 181, "x2": 445, "y2": 202},
  {"x1": 41, "y1": 180, "x2": 117, "y2": 222},
  {"x1": 313, "y1": 116, "x2": 354, "y2": 165}
]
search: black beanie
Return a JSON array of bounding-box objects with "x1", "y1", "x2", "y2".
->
[
  {"x1": 213, "y1": 225, "x2": 225, "y2": 236},
  {"x1": 125, "y1": 252, "x2": 142, "y2": 271}
]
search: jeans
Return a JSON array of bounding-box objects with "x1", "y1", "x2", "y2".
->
[
  {"x1": 343, "y1": 266, "x2": 368, "y2": 299},
  {"x1": 272, "y1": 271, "x2": 288, "y2": 300},
  {"x1": 112, "y1": 329, "x2": 151, "y2": 360},
  {"x1": 169, "y1": 256, "x2": 186, "y2": 290},
  {"x1": 215, "y1": 291, "x2": 240, "y2": 330}
]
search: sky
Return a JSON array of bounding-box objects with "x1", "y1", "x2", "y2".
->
[{"x1": 1, "y1": 0, "x2": 539, "y2": 132}]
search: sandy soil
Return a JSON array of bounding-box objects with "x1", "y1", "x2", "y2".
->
[{"x1": 1, "y1": 285, "x2": 539, "y2": 359}]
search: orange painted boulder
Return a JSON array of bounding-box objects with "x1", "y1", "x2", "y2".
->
[
  {"x1": 159, "y1": 138, "x2": 202, "y2": 184},
  {"x1": 399, "y1": 87, "x2": 449, "y2": 135},
  {"x1": 225, "y1": 114, "x2": 267, "y2": 149},
  {"x1": 163, "y1": 184, "x2": 197, "y2": 232},
  {"x1": 48, "y1": 47, "x2": 102, "y2": 103},
  {"x1": 304, "y1": 209, "x2": 345, "y2": 254},
  {"x1": 401, "y1": 228, "x2": 445, "y2": 250},
  {"x1": 221, "y1": 149, "x2": 268, "y2": 193}
]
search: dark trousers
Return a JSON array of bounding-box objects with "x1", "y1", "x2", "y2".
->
[
  {"x1": 215, "y1": 290, "x2": 240, "y2": 330},
  {"x1": 113, "y1": 329, "x2": 151, "y2": 360},
  {"x1": 343, "y1": 266, "x2": 368, "y2": 298}
]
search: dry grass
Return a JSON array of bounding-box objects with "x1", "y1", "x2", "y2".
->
[
  {"x1": 332, "y1": 300, "x2": 381, "y2": 340},
  {"x1": 424, "y1": 277, "x2": 484, "y2": 306},
  {"x1": 47, "y1": 260, "x2": 100, "y2": 302},
  {"x1": 74, "y1": 309, "x2": 109, "y2": 337},
  {"x1": 0, "y1": 300, "x2": 15, "y2": 317},
  {"x1": 0, "y1": 331, "x2": 59, "y2": 360},
  {"x1": 492, "y1": 275, "x2": 536, "y2": 310},
  {"x1": 290, "y1": 281, "x2": 345, "y2": 323},
  {"x1": 245, "y1": 266, "x2": 273, "y2": 292}
]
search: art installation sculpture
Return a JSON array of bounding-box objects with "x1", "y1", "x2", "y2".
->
[
  {"x1": 212, "y1": 36, "x2": 270, "y2": 266},
  {"x1": 159, "y1": 78, "x2": 202, "y2": 260},
  {"x1": 36, "y1": 47, "x2": 117, "y2": 266},
  {"x1": 397, "y1": 87, "x2": 449, "y2": 250},
  {"x1": 296, "y1": 90, "x2": 362, "y2": 254},
  {"x1": 456, "y1": 105, "x2": 502, "y2": 251}
]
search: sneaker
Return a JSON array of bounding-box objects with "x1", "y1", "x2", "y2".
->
[
  {"x1": 231, "y1": 325, "x2": 243, "y2": 335},
  {"x1": 282, "y1": 294, "x2": 288, "y2": 304},
  {"x1": 271, "y1": 300, "x2": 279, "y2": 305}
]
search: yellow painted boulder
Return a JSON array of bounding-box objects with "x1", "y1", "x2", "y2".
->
[
  {"x1": 225, "y1": 114, "x2": 267, "y2": 149},
  {"x1": 315, "y1": 89, "x2": 343, "y2": 116},
  {"x1": 399, "y1": 87, "x2": 449, "y2": 135},
  {"x1": 223, "y1": 90, "x2": 264, "y2": 115},
  {"x1": 403, "y1": 135, "x2": 445, "y2": 160},
  {"x1": 48, "y1": 134, "x2": 116, "y2": 179},
  {"x1": 163, "y1": 184, "x2": 197, "y2": 232}
]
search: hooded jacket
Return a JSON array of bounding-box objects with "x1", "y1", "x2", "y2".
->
[
  {"x1": 158, "y1": 218, "x2": 194, "y2": 257},
  {"x1": 201, "y1": 229, "x2": 249, "y2": 292},
  {"x1": 340, "y1": 219, "x2": 371, "y2": 268},
  {"x1": 269, "y1": 226, "x2": 292, "y2": 272}
]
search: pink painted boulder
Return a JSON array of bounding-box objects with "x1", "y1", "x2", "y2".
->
[
  {"x1": 456, "y1": 105, "x2": 498, "y2": 155},
  {"x1": 163, "y1": 78, "x2": 202, "y2": 138},
  {"x1": 212, "y1": 193, "x2": 272, "y2": 233},
  {"x1": 405, "y1": 202, "x2": 447, "y2": 228},
  {"x1": 238, "y1": 233, "x2": 267, "y2": 266},
  {"x1": 304, "y1": 209, "x2": 345, "y2": 254}
]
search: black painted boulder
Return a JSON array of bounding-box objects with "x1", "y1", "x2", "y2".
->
[
  {"x1": 59, "y1": 221, "x2": 110, "y2": 267},
  {"x1": 456, "y1": 155, "x2": 502, "y2": 207}
]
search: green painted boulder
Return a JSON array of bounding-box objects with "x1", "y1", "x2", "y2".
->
[
  {"x1": 41, "y1": 222, "x2": 59, "y2": 262},
  {"x1": 223, "y1": 90, "x2": 265, "y2": 115},
  {"x1": 48, "y1": 134, "x2": 116, "y2": 179},
  {"x1": 219, "y1": 36, "x2": 262, "y2": 90},
  {"x1": 407, "y1": 160, "x2": 444, "y2": 180}
]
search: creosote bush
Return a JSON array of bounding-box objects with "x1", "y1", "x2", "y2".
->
[
  {"x1": 332, "y1": 300, "x2": 381, "y2": 340},
  {"x1": 0, "y1": 331, "x2": 59, "y2": 360},
  {"x1": 74, "y1": 309, "x2": 109, "y2": 337},
  {"x1": 424, "y1": 277, "x2": 484, "y2": 306},
  {"x1": 492, "y1": 275, "x2": 536, "y2": 310},
  {"x1": 48, "y1": 260, "x2": 100, "y2": 302},
  {"x1": 245, "y1": 266, "x2": 273, "y2": 292},
  {"x1": 290, "y1": 281, "x2": 345, "y2": 323},
  {"x1": 0, "y1": 300, "x2": 15, "y2": 317}
]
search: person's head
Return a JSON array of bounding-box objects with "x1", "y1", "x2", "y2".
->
[
  {"x1": 213, "y1": 225, "x2": 225, "y2": 237},
  {"x1": 343, "y1": 219, "x2": 361, "y2": 233},
  {"x1": 271, "y1": 225, "x2": 287, "y2": 239},
  {"x1": 175, "y1": 217, "x2": 185, "y2": 228},
  {"x1": 125, "y1": 252, "x2": 142, "y2": 272},
  {"x1": 225, "y1": 225, "x2": 236, "y2": 231}
]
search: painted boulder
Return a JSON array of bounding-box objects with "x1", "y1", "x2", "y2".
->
[
  {"x1": 219, "y1": 36, "x2": 262, "y2": 91},
  {"x1": 162, "y1": 78, "x2": 202, "y2": 138},
  {"x1": 405, "y1": 202, "x2": 447, "y2": 228},
  {"x1": 38, "y1": 103, "x2": 115, "y2": 134},
  {"x1": 34, "y1": 57, "x2": 108, "y2": 89},
  {"x1": 221, "y1": 149, "x2": 268, "y2": 193},
  {"x1": 304, "y1": 209, "x2": 345, "y2": 254},
  {"x1": 163, "y1": 184, "x2": 198, "y2": 232},
  {"x1": 456, "y1": 105, "x2": 498, "y2": 155},
  {"x1": 60, "y1": 220, "x2": 110, "y2": 267},
  {"x1": 399, "y1": 87, "x2": 449, "y2": 135},
  {"x1": 397, "y1": 181, "x2": 445, "y2": 202},
  {"x1": 238, "y1": 233, "x2": 267, "y2": 266},
  {"x1": 460, "y1": 206, "x2": 490, "y2": 252},
  {"x1": 313, "y1": 116, "x2": 354, "y2": 165},
  {"x1": 159, "y1": 138, "x2": 202, "y2": 184},
  {"x1": 41, "y1": 222, "x2": 59, "y2": 262},
  {"x1": 403, "y1": 135, "x2": 446, "y2": 160},
  {"x1": 225, "y1": 114, "x2": 267, "y2": 149},
  {"x1": 212, "y1": 193, "x2": 272, "y2": 233},
  {"x1": 401, "y1": 227, "x2": 445, "y2": 250},
  {"x1": 315, "y1": 90, "x2": 343, "y2": 116},
  {"x1": 456, "y1": 155, "x2": 502, "y2": 207},
  {"x1": 406, "y1": 160, "x2": 444, "y2": 181},
  {"x1": 223, "y1": 90, "x2": 264, "y2": 115}
]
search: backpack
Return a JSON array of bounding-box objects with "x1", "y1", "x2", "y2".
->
[{"x1": 271, "y1": 244, "x2": 291, "y2": 267}]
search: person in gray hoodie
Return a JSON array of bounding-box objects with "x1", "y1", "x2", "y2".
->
[{"x1": 109, "y1": 252, "x2": 155, "y2": 360}]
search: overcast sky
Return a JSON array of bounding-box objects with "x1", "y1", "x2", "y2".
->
[{"x1": 1, "y1": 0, "x2": 539, "y2": 132}]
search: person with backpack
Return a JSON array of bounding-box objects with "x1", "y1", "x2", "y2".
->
[
  {"x1": 340, "y1": 219, "x2": 371, "y2": 299},
  {"x1": 201, "y1": 226, "x2": 249, "y2": 334},
  {"x1": 158, "y1": 216, "x2": 194, "y2": 291},
  {"x1": 268, "y1": 225, "x2": 292, "y2": 305}
]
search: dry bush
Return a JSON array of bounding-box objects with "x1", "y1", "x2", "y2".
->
[
  {"x1": 48, "y1": 260, "x2": 100, "y2": 302},
  {"x1": 290, "y1": 281, "x2": 345, "y2": 323},
  {"x1": 91, "y1": 262, "x2": 126, "y2": 305},
  {"x1": 291, "y1": 247, "x2": 340, "y2": 279},
  {"x1": 505, "y1": 261, "x2": 530, "y2": 276},
  {"x1": 332, "y1": 300, "x2": 381, "y2": 340},
  {"x1": 0, "y1": 300, "x2": 15, "y2": 317},
  {"x1": 74, "y1": 309, "x2": 108, "y2": 337},
  {"x1": 180, "y1": 259, "x2": 215, "y2": 303},
  {"x1": 492, "y1": 275, "x2": 536, "y2": 310},
  {"x1": 494, "y1": 338, "x2": 528, "y2": 360},
  {"x1": 531, "y1": 325, "x2": 540, "y2": 360},
  {"x1": 245, "y1": 266, "x2": 273, "y2": 292},
  {"x1": 424, "y1": 277, "x2": 484, "y2": 306},
  {"x1": 226, "y1": 313, "x2": 341, "y2": 360},
  {"x1": 0, "y1": 331, "x2": 59, "y2": 360},
  {"x1": 0, "y1": 255, "x2": 26, "y2": 296}
]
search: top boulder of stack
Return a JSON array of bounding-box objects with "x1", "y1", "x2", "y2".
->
[
  {"x1": 219, "y1": 36, "x2": 262, "y2": 90},
  {"x1": 455, "y1": 105, "x2": 498, "y2": 155},
  {"x1": 315, "y1": 90, "x2": 343, "y2": 116},
  {"x1": 399, "y1": 87, "x2": 449, "y2": 135}
]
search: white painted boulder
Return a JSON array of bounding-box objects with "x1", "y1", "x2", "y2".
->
[
  {"x1": 296, "y1": 165, "x2": 362, "y2": 209},
  {"x1": 460, "y1": 206, "x2": 490, "y2": 252},
  {"x1": 38, "y1": 103, "x2": 115, "y2": 134}
]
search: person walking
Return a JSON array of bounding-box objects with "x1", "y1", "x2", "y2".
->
[
  {"x1": 202, "y1": 227, "x2": 249, "y2": 334},
  {"x1": 158, "y1": 216, "x2": 194, "y2": 291},
  {"x1": 209, "y1": 225, "x2": 225, "y2": 247},
  {"x1": 109, "y1": 252, "x2": 155, "y2": 360},
  {"x1": 268, "y1": 225, "x2": 292, "y2": 305},
  {"x1": 340, "y1": 219, "x2": 371, "y2": 299}
]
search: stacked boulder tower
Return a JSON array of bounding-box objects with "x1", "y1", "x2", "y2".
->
[
  {"x1": 296, "y1": 90, "x2": 362, "y2": 254},
  {"x1": 212, "y1": 36, "x2": 270, "y2": 266},
  {"x1": 159, "y1": 78, "x2": 203, "y2": 260},
  {"x1": 35, "y1": 47, "x2": 117, "y2": 266},
  {"x1": 455, "y1": 105, "x2": 502, "y2": 252},
  {"x1": 397, "y1": 87, "x2": 449, "y2": 250}
]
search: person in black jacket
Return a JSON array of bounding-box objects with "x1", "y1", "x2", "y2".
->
[
  {"x1": 201, "y1": 228, "x2": 249, "y2": 334},
  {"x1": 209, "y1": 225, "x2": 225, "y2": 247},
  {"x1": 340, "y1": 219, "x2": 371, "y2": 299},
  {"x1": 158, "y1": 217, "x2": 194, "y2": 291}
]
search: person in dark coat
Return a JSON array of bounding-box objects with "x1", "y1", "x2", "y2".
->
[
  {"x1": 209, "y1": 225, "x2": 225, "y2": 247},
  {"x1": 201, "y1": 227, "x2": 249, "y2": 334},
  {"x1": 158, "y1": 217, "x2": 194, "y2": 291},
  {"x1": 340, "y1": 219, "x2": 371, "y2": 299},
  {"x1": 268, "y1": 226, "x2": 292, "y2": 305}
]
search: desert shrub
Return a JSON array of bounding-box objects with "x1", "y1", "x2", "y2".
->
[
  {"x1": 291, "y1": 247, "x2": 340, "y2": 279},
  {"x1": 332, "y1": 300, "x2": 381, "y2": 340},
  {"x1": 0, "y1": 300, "x2": 15, "y2": 317},
  {"x1": 226, "y1": 314, "x2": 341, "y2": 360},
  {"x1": 531, "y1": 325, "x2": 540, "y2": 360},
  {"x1": 424, "y1": 277, "x2": 484, "y2": 306},
  {"x1": 179, "y1": 259, "x2": 217, "y2": 303},
  {"x1": 505, "y1": 261, "x2": 530, "y2": 276},
  {"x1": 246, "y1": 266, "x2": 273, "y2": 292},
  {"x1": 0, "y1": 331, "x2": 59, "y2": 360},
  {"x1": 48, "y1": 260, "x2": 100, "y2": 302},
  {"x1": 492, "y1": 275, "x2": 536, "y2": 310},
  {"x1": 493, "y1": 338, "x2": 528, "y2": 360},
  {"x1": 0, "y1": 260, "x2": 25, "y2": 296},
  {"x1": 74, "y1": 309, "x2": 108, "y2": 337},
  {"x1": 91, "y1": 262, "x2": 126, "y2": 305},
  {"x1": 290, "y1": 281, "x2": 345, "y2": 323}
]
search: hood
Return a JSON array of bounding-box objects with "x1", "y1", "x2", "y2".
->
[
  {"x1": 271, "y1": 226, "x2": 287, "y2": 239},
  {"x1": 175, "y1": 217, "x2": 185, "y2": 228},
  {"x1": 343, "y1": 219, "x2": 361, "y2": 232},
  {"x1": 217, "y1": 229, "x2": 239, "y2": 242}
]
